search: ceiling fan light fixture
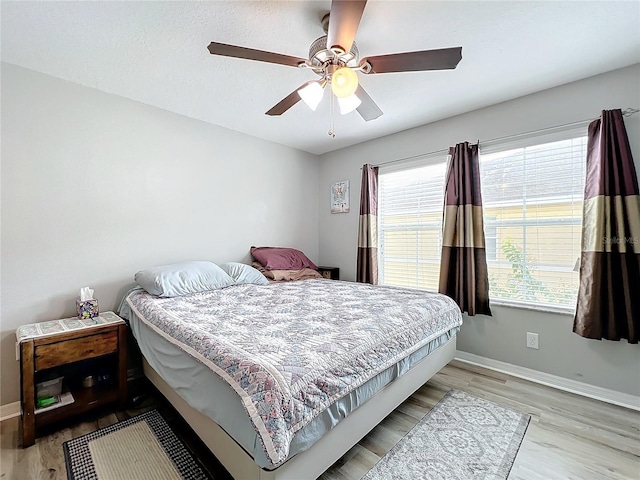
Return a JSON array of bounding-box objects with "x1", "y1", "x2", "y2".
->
[
  {"x1": 331, "y1": 67, "x2": 359, "y2": 98},
  {"x1": 338, "y1": 93, "x2": 362, "y2": 115},
  {"x1": 298, "y1": 81, "x2": 326, "y2": 111}
]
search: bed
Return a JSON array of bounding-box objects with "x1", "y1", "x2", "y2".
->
[{"x1": 119, "y1": 277, "x2": 462, "y2": 479}]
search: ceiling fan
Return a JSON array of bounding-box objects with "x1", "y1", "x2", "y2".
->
[{"x1": 207, "y1": 0, "x2": 462, "y2": 121}]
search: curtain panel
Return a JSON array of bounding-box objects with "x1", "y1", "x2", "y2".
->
[
  {"x1": 357, "y1": 164, "x2": 379, "y2": 284},
  {"x1": 573, "y1": 109, "x2": 640, "y2": 343},
  {"x1": 439, "y1": 142, "x2": 492, "y2": 316}
]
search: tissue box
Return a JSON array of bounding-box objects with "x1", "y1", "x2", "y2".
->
[{"x1": 76, "y1": 299, "x2": 99, "y2": 319}]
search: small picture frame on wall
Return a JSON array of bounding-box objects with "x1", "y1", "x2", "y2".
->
[{"x1": 331, "y1": 180, "x2": 350, "y2": 213}]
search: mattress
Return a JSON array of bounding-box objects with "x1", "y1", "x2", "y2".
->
[{"x1": 119, "y1": 279, "x2": 462, "y2": 468}]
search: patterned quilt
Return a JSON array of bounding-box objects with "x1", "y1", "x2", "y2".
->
[{"x1": 126, "y1": 279, "x2": 462, "y2": 467}]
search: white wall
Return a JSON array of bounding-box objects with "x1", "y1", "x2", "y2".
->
[
  {"x1": 0, "y1": 63, "x2": 319, "y2": 405},
  {"x1": 318, "y1": 64, "x2": 640, "y2": 397}
]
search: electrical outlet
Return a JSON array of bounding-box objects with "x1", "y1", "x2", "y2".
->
[{"x1": 527, "y1": 332, "x2": 539, "y2": 350}]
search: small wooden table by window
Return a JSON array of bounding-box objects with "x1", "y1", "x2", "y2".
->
[
  {"x1": 16, "y1": 311, "x2": 127, "y2": 447},
  {"x1": 317, "y1": 266, "x2": 340, "y2": 280}
]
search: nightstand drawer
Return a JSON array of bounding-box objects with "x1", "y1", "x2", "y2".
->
[{"x1": 35, "y1": 331, "x2": 118, "y2": 370}]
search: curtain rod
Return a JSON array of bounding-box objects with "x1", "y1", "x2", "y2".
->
[{"x1": 366, "y1": 107, "x2": 639, "y2": 169}]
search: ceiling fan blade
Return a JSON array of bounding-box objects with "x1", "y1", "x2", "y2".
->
[
  {"x1": 265, "y1": 81, "x2": 316, "y2": 116},
  {"x1": 327, "y1": 0, "x2": 367, "y2": 53},
  {"x1": 207, "y1": 42, "x2": 307, "y2": 68},
  {"x1": 361, "y1": 47, "x2": 462, "y2": 74},
  {"x1": 355, "y1": 84, "x2": 383, "y2": 121}
]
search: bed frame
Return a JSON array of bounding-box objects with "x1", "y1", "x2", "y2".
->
[{"x1": 143, "y1": 335, "x2": 456, "y2": 480}]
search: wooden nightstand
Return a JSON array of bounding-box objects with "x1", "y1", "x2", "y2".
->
[
  {"x1": 317, "y1": 266, "x2": 340, "y2": 280},
  {"x1": 17, "y1": 311, "x2": 127, "y2": 447}
]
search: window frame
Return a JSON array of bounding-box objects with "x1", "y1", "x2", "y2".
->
[{"x1": 479, "y1": 125, "x2": 587, "y2": 315}]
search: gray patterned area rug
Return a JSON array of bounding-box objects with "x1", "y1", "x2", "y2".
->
[
  {"x1": 363, "y1": 389, "x2": 530, "y2": 480},
  {"x1": 63, "y1": 409, "x2": 210, "y2": 480}
]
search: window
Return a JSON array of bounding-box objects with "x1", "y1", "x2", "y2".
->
[
  {"x1": 378, "y1": 161, "x2": 447, "y2": 291},
  {"x1": 377, "y1": 130, "x2": 587, "y2": 312},
  {"x1": 480, "y1": 134, "x2": 587, "y2": 311}
]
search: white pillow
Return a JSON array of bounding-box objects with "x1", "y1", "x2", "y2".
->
[
  {"x1": 135, "y1": 261, "x2": 235, "y2": 297},
  {"x1": 220, "y1": 262, "x2": 269, "y2": 286}
]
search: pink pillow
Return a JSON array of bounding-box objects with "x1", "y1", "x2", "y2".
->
[{"x1": 250, "y1": 246, "x2": 317, "y2": 271}]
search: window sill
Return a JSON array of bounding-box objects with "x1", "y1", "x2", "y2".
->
[{"x1": 489, "y1": 299, "x2": 576, "y2": 316}]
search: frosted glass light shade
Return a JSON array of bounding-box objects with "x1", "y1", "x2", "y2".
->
[
  {"x1": 331, "y1": 67, "x2": 359, "y2": 98},
  {"x1": 338, "y1": 94, "x2": 362, "y2": 115},
  {"x1": 298, "y1": 82, "x2": 325, "y2": 111}
]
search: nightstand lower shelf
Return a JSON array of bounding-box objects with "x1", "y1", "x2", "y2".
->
[{"x1": 34, "y1": 386, "x2": 121, "y2": 428}]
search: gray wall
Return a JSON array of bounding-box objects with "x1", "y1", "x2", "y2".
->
[
  {"x1": 318, "y1": 64, "x2": 640, "y2": 396},
  {"x1": 0, "y1": 63, "x2": 320, "y2": 406}
]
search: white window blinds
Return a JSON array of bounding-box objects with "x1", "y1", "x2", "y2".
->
[
  {"x1": 480, "y1": 135, "x2": 587, "y2": 310},
  {"x1": 378, "y1": 161, "x2": 447, "y2": 291}
]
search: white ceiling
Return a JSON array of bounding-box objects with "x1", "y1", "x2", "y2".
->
[{"x1": 2, "y1": 1, "x2": 639, "y2": 155}]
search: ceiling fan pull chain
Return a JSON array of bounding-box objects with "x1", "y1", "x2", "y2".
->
[{"x1": 328, "y1": 91, "x2": 336, "y2": 138}]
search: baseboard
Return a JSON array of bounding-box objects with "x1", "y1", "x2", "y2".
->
[
  {"x1": 454, "y1": 351, "x2": 640, "y2": 412},
  {"x1": 0, "y1": 401, "x2": 20, "y2": 421}
]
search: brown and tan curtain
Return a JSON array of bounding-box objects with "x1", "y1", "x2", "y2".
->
[
  {"x1": 573, "y1": 109, "x2": 639, "y2": 343},
  {"x1": 439, "y1": 142, "x2": 492, "y2": 316},
  {"x1": 357, "y1": 164, "x2": 379, "y2": 284}
]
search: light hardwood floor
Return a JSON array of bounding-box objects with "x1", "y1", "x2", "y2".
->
[{"x1": 2, "y1": 360, "x2": 639, "y2": 479}]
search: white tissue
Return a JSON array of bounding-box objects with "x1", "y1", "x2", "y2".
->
[{"x1": 80, "y1": 287, "x2": 94, "y2": 301}]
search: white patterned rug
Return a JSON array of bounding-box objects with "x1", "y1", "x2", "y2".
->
[
  {"x1": 63, "y1": 410, "x2": 210, "y2": 480},
  {"x1": 362, "y1": 389, "x2": 530, "y2": 480}
]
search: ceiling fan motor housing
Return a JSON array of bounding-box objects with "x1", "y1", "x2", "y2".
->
[{"x1": 309, "y1": 35, "x2": 359, "y2": 73}]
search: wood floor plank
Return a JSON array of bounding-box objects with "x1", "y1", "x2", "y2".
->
[
  {"x1": 319, "y1": 443, "x2": 381, "y2": 480},
  {"x1": 471, "y1": 375, "x2": 639, "y2": 441},
  {"x1": 2, "y1": 362, "x2": 638, "y2": 480},
  {"x1": 447, "y1": 360, "x2": 509, "y2": 383},
  {"x1": 1, "y1": 417, "x2": 60, "y2": 480},
  {"x1": 394, "y1": 396, "x2": 431, "y2": 420},
  {"x1": 35, "y1": 425, "x2": 73, "y2": 480},
  {"x1": 358, "y1": 422, "x2": 403, "y2": 457},
  {"x1": 376, "y1": 409, "x2": 417, "y2": 437},
  {"x1": 513, "y1": 420, "x2": 639, "y2": 480},
  {"x1": 538, "y1": 408, "x2": 640, "y2": 457},
  {"x1": 96, "y1": 412, "x2": 119, "y2": 429}
]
